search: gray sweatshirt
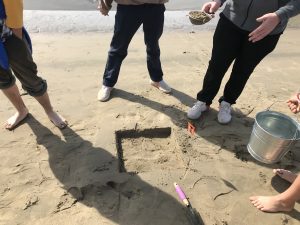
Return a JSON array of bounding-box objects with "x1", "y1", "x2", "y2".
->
[{"x1": 219, "y1": 0, "x2": 300, "y2": 34}]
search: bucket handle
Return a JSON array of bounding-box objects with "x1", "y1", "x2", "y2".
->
[
  {"x1": 266, "y1": 100, "x2": 300, "y2": 123},
  {"x1": 265, "y1": 100, "x2": 300, "y2": 142}
]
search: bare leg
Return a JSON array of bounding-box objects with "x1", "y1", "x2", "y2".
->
[
  {"x1": 34, "y1": 92, "x2": 67, "y2": 129},
  {"x1": 2, "y1": 84, "x2": 29, "y2": 130},
  {"x1": 250, "y1": 172, "x2": 300, "y2": 212}
]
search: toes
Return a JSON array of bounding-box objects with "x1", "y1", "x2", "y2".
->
[
  {"x1": 249, "y1": 196, "x2": 258, "y2": 201},
  {"x1": 253, "y1": 201, "x2": 261, "y2": 207},
  {"x1": 48, "y1": 112, "x2": 67, "y2": 129},
  {"x1": 257, "y1": 205, "x2": 265, "y2": 211},
  {"x1": 273, "y1": 169, "x2": 283, "y2": 175},
  {"x1": 5, "y1": 123, "x2": 12, "y2": 130},
  {"x1": 4, "y1": 112, "x2": 29, "y2": 131},
  {"x1": 58, "y1": 122, "x2": 67, "y2": 129},
  {"x1": 51, "y1": 120, "x2": 67, "y2": 129}
]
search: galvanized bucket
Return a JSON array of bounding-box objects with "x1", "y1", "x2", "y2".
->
[{"x1": 247, "y1": 110, "x2": 300, "y2": 164}]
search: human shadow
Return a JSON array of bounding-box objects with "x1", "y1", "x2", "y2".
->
[
  {"x1": 170, "y1": 88, "x2": 196, "y2": 108},
  {"x1": 112, "y1": 88, "x2": 188, "y2": 128},
  {"x1": 27, "y1": 115, "x2": 203, "y2": 225},
  {"x1": 111, "y1": 88, "x2": 277, "y2": 166}
]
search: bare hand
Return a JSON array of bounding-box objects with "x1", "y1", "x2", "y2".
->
[
  {"x1": 201, "y1": 1, "x2": 221, "y2": 14},
  {"x1": 287, "y1": 93, "x2": 300, "y2": 114},
  {"x1": 249, "y1": 13, "x2": 280, "y2": 43},
  {"x1": 98, "y1": 0, "x2": 109, "y2": 16},
  {"x1": 12, "y1": 28, "x2": 23, "y2": 40}
]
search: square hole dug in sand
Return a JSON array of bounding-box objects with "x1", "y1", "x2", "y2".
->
[{"x1": 115, "y1": 127, "x2": 183, "y2": 173}]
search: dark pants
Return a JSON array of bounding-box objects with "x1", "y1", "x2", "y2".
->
[
  {"x1": 103, "y1": 4, "x2": 165, "y2": 87},
  {"x1": 0, "y1": 34, "x2": 47, "y2": 96},
  {"x1": 197, "y1": 14, "x2": 280, "y2": 105}
]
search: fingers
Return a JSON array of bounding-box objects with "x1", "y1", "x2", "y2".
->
[
  {"x1": 98, "y1": 0, "x2": 109, "y2": 16},
  {"x1": 287, "y1": 97, "x2": 300, "y2": 113},
  {"x1": 249, "y1": 13, "x2": 279, "y2": 43},
  {"x1": 210, "y1": 4, "x2": 220, "y2": 13},
  {"x1": 256, "y1": 15, "x2": 265, "y2": 23},
  {"x1": 201, "y1": 3, "x2": 212, "y2": 13},
  {"x1": 287, "y1": 103, "x2": 300, "y2": 114},
  {"x1": 249, "y1": 25, "x2": 268, "y2": 42}
]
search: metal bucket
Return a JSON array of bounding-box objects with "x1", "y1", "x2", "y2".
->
[{"x1": 247, "y1": 111, "x2": 300, "y2": 164}]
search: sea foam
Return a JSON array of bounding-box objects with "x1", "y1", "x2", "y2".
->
[{"x1": 24, "y1": 10, "x2": 219, "y2": 33}]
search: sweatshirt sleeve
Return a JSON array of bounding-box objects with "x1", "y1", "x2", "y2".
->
[
  {"x1": 105, "y1": 0, "x2": 113, "y2": 9},
  {"x1": 3, "y1": 0, "x2": 23, "y2": 28},
  {"x1": 214, "y1": 0, "x2": 226, "y2": 7},
  {"x1": 275, "y1": 0, "x2": 300, "y2": 23}
]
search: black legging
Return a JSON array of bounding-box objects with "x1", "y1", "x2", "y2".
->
[{"x1": 197, "y1": 14, "x2": 281, "y2": 105}]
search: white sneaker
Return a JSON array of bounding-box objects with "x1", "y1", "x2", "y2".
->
[
  {"x1": 218, "y1": 101, "x2": 232, "y2": 124},
  {"x1": 97, "y1": 85, "x2": 113, "y2": 102},
  {"x1": 187, "y1": 101, "x2": 208, "y2": 120},
  {"x1": 150, "y1": 80, "x2": 172, "y2": 93}
]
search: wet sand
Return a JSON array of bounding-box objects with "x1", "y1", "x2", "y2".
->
[{"x1": 1, "y1": 29, "x2": 300, "y2": 225}]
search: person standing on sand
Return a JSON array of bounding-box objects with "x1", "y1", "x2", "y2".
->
[
  {"x1": 187, "y1": 0, "x2": 300, "y2": 124},
  {"x1": 97, "y1": 0, "x2": 172, "y2": 102},
  {"x1": 250, "y1": 92, "x2": 300, "y2": 213},
  {"x1": 0, "y1": 0, "x2": 67, "y2": 130}
]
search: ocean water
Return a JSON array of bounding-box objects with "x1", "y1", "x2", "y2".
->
[
  {"x1": 24, "y1": 10, "x2": 219, "y2": 33},
  {"x1": 23, "y1": 0, "x2": 300, "y2": 33},
  {"x1": 23, "y1": 0, "x2": 219, "y2": 33},
  {"x1": 25, "y1": 0, "x2": 207, "y2": 11}
]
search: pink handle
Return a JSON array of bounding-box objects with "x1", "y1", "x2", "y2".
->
[{"x1": 174, "y1": 183, "x2": 187, "y2": 200}]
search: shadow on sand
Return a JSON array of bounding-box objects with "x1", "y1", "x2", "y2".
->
[
  {"x1": 27, "y1": 115, "x2": 204, "y2": 225},
  {"x1": 112, "y1": 88, "x2": 281, "y2": 167}
]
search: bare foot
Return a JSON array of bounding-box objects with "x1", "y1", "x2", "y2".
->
[
  {"x1": 273, "y1": 169, "x2": 298, "y2": 183},
  {"x1": 249, "y1": 195, "x2": 294, "y2": 213},
  {"x1": 5, "y1": 109, "x2": 29, "y2": 130},
  {"x1": 47, "y1": 111, "x2": 67, "y2": 129}
]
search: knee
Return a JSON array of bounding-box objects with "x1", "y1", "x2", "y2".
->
[
  {"x1": 23, "y1": 79, "x2": 47, "y2": 97},
  {"x1": 0, "y1": 70, "x2": 16, "y2": 90},
  {"x1": 108, "y1": 47, "x2": 128, "y2": 60},
  {"x1": 146, "y1": 45, "x2": 160, "y2": 57}
]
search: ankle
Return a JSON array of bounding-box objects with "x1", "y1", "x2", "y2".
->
[
  {"x1": 17, "y1": 107, "x2": 29, "y2": 114},
  {"x1": 44, "y1": 108, "x2": 55, "y2": 115},
  {"x1": 275, "y1": 195, "x2": 295, "y2": 211}
]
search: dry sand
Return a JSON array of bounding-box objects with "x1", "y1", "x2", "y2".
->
[{"x1": 1, "y1": 29, "x2": 300, "y2": 225}]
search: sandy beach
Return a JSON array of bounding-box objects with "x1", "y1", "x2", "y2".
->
[{"x1": 1, "y1": 11, "x2": 300, "y2": 225}]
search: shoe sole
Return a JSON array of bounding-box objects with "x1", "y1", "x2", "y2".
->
[{"x1": 217, "y1": 118, "x2": 232, "y2": 125}]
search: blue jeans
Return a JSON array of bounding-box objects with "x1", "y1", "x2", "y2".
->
[{"x1": 102, "y1": 4, "x2": 165, "y2": 87}]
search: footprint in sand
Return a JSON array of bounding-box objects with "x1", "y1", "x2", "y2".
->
[
  {"x1": 259, "y1": 172, "x2": 267, "y2": 184},
  {"x1": 234, "y1": 144, "x2": 250, "y2": 162}
]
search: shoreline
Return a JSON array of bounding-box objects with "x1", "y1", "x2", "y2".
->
[
  {"x1": 24, "y1": 10, "x2": 300, "y2": 34},
  {"x1": 24, "y1": 10, "x2": 219, "y2": 33},
  {"x1": 25, "y1": 0, "x2": 207, "y2": 11}
]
